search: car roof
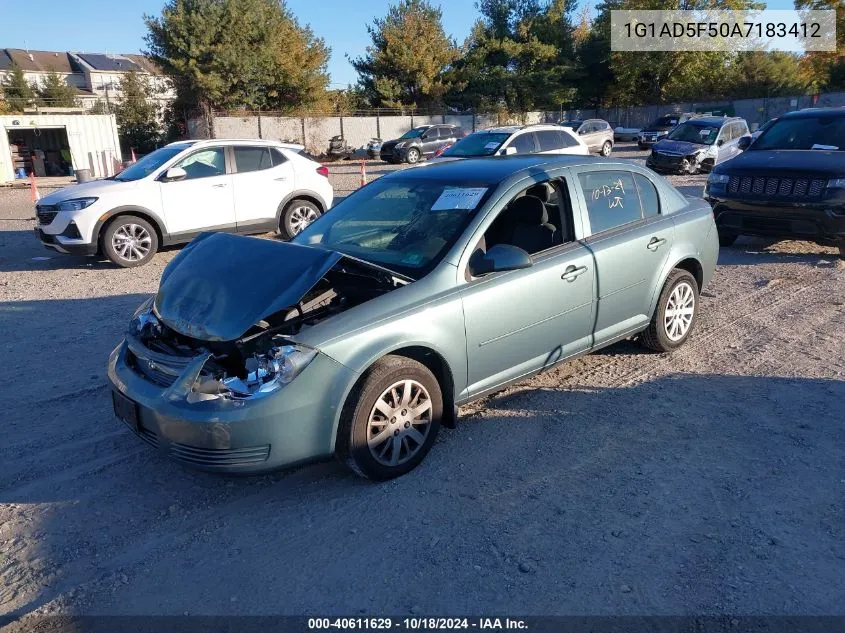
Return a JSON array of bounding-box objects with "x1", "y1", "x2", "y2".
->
[
  {"x1": 168, "y1": 138, "x2": 305, "y2": 150},
  {"x1": 384, "y1": 154, "x2": 614, "y2": 184},
  {"x1": 480, "y1": 124, "x2": 565, "y2": 134},
  {"x1": 782, "y1": 107, "x2": 845, "y2": 119},
  {"x1": 684, "y1": 116, "x2": 736, "y2": 126}
]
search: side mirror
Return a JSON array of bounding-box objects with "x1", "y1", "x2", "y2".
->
[
  {"x1": 161, "y1": 166, "x2": 187, "y2": 182},
  {"x1": 736, "y1": 136, "x2": 752, "y2": 151},
  {"x1": 500, "y1": 146, "x2": 517, "y2": 156},
  {"x1": 468, "y1": 244, "x2": 533, "y2": 277},
  {"x1": 716, "y1": 139, "x2": 724, "y2": 147}
]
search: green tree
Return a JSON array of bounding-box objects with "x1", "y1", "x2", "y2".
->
[
  {"x1": 351, "y1": 0, "x2": 458, "y2": 108},
  {"x1": 445, "y1": 0, "x2": 579, "y2": 112},
  {"x1": 726, "y1": 51, "x2": 809, "y2": 99},
  {"x1": 36, "y1": 71, "x2": 79, "y2": 107},
  {"x1": 581, "y1": 0, "x2": 765, "y2": 107},
  {"x1": 144, "y1": 0, "x2": 330, "y2": 122},
  {"x1": 794, "y1": 0, "x2": 845, "y2": 91},
  {"x1": 0, "y1": 64, "x2": 38, "y2": 112},
  {"x1": 114, "y1": 71, "x2": 163, "y2": 155}
]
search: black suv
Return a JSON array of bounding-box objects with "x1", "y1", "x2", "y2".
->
[
  {"x1": 705, "y1": 108, "x2": 845, "y2": 258},
  {"x1": 379, "y1": 124, "x2": 466, "y2": 164},
  {"x1": 637, "y1": 114, "x2": 681, "y2": 149}
]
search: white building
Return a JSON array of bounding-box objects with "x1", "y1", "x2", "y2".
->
[
  {"x1": 0, "y1": 114, "x2": 122, "y2": 183},
  {"x1": 0, "y1": 48, "x2": 175, "y2": 110}
]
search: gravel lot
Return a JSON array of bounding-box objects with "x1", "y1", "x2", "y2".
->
[{"x1": 2, "y1": 145, "x2": 844, "y2": 625}]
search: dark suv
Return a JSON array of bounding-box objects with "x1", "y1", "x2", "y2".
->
[
  {"x1": 379, "y1": 124, "x2": 466, "y2": 164},
  {"x1": 637, "y1": 114, "x2": 681, "y2": 149},
  {"x1": 705, "y1": 108, "x2": 845, "y2": 257}
]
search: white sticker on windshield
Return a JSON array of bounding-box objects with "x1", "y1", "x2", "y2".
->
[
  {"x1": 699, "y1": 128, "x2": 711, "y2": 137},
  {"x1": 431, "y1": 187, "x2": 488, "y2": 211},
  {"x1": 811, "y1": 143, "x2": 839, "y2": 150},
  {"x1": 484, "y1": 142, "x2": 500, "y2": 150}
]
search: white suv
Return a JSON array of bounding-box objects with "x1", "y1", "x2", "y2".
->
[
  {"x1": 429, "y1": 124, "x2": 588, "y2": 162},
  {"x1": 34, "y1": 139, "x2": 334, "y2": 267}
]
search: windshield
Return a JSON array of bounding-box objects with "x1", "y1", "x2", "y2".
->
[
  {"x1": 652, "y1": 116, "x2": 679, "y2": 128},
  {"x1": 293, "y1": 177, "x2": 495, "y2": 278},
  {"x1": 442, "y1": 132, "x2": 511, "y2": 157},
  {"x1": 752, "y1": 116, "x2": 845, "y2": 151},
  {"x1": 114, "y1": 144, "x2": 192, "y2": 181},
  {"x1": 667, "y1": 122, "x2": 721, "y2": 145},
  {"x1": 400, "y1": 127, "x2": 427, "y2": 140}
]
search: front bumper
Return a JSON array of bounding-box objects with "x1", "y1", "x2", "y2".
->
[
  {"x1": 107, "y1": 340, "x2": 357, "y2": 474},
  {"x1": 379, "y1": 146, "x2": 407, "y2": 162},
  {"x1": 34, "y1": 227, "x2": 98, "y2": 256},
  {"x1": 646, "y1": 153, "x2": 686, "y2": 173},
  {"x1": 706, "y1": 195, "x2": 845, "y2": 245}
]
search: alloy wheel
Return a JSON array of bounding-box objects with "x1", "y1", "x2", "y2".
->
[
  {"x1": 664, "y1": 281, "x2": 695, "y2": 341},
  {"x1": 367, "y1": 379, "x2": 432, "y2": 467},
  {"x1": 111, "y1": 223, "x2": 152, "y2": 262},
  {"x1": 288, "y1": 205, "x2": 319, "y2": 235}
]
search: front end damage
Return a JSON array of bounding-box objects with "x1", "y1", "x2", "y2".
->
[{"x1": 108, "y1": 233, "x2": 408, "y2": 471}]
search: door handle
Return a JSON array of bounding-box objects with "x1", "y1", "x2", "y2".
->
[
  {"x1": 647, "y1": 237, "x2": 667, "y2": 251},
  {"x1": 212, "y1": 183, "x2": 228, "y2": 188},
  {"x1": 274, "y1": 176, "x2": 288, "y2": 181},
  {"x1": 561, "y1": 265, "x2": 588, "y2": 282}
]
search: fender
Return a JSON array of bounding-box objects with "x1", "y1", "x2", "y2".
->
[
  {"x1": 275, "y1": 189, "x2": 329, "y2": 220},
  {"x1": 92, "y1": 205, "x2": 168, "y2": 245}
]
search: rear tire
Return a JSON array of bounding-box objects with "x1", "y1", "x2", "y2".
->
[
  {"x1": 102, "y1": 215, "x2": 158, "y2": 268},
  {"x1": 718, "y1": 231, "x2": 738, "y2": 247},
  {"x1": 280, "y1": 198, "x2": 321, "y2": 240},
  {"x1": 641, "y1": 269, "x2": 699, "y2": 353},
  {"x1": 336, "y1": 355, "x2": 442, "y2": 481},
  {"x1": 600, "y1": 141, "x2": 613, "y2": 156}
]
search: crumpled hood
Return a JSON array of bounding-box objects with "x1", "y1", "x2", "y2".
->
[
  {"x1": 38, "y1": 178, "x2": 135, "y2": 204},
  {"x1": 154, "y1": 233, "x2": 342, "y2": 342},
  {"x1": 653, "y1": 139, "x2": 707, "y2": 155}
]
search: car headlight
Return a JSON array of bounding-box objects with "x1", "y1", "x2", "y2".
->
[
  {"x1": 708, "y1": 173, "x2": 730, "y2": 185},
  {"x1": 129, "y1": 295, "x2": 162, "y2": 337},
  {"x1": 217, "y1": 344, "x2": 318, "y2": 399},
  {"x1": 827, "y1": 178, "x2": 845, "y2": 189},
  {"x1": 57, "y1": 197, "x2": 98, "y2": 211},
  {"x1": 394, "y1": 142, "x2": 407, "y2": 149}
]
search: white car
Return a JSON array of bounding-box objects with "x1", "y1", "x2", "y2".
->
[
  {"x1": 428, "y1": 124, "x2": 588, "y2": 163},
  {"x1": 34, "y1": 139, "x2": 333, "y2": 267}
]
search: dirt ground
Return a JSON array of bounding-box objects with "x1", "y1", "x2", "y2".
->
[{"x1": 1, "y1": 146, "x2": 844, "y2": 625}]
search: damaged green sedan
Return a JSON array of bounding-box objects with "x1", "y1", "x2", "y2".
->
[{"x1": 108, "y1": 155, "x2": 718, "y2": 480}]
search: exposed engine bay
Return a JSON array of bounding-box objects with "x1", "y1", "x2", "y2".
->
[{"x1": 129, "y1": 256, "x2": 407, "y2": 401}]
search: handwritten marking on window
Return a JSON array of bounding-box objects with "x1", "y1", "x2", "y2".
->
[{"x1": 591, "y1": 178, "x2": 627, "y2": 208}]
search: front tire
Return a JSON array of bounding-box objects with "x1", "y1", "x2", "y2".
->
[
  {"x1": 336, "y1": 356, "x2": 442, "y2": 481},
  {"x1": 280, "y1": 199, "x2": 321, "y2": 240},
  {"x1": 600, "y1": 141, "x2": 613, "y2": 157},
  {"x1": 641, "y1": 269, "x2": 699, "y2": 353},
  {"x1": 102, "y1": 215, "x2": 158, "y2": 268},
  {"x1": 406, "y1": 147, "x2": 421, "y2": 164}
]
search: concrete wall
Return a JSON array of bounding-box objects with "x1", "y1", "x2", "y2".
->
[{"x1": 195, "y1": 90, "x2": 845, "y2": 154}]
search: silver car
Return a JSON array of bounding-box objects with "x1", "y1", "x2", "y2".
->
[
  {"x1": 108, "y1": 155, "x2": 718, "y2": 480},
  {"x1": 560, "y1": 119, "x2": 615, "y2": 156}
]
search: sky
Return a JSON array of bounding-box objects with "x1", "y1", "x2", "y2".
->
[{"x1": 0, "y1": 0, "x2": 797, "y2": 87}]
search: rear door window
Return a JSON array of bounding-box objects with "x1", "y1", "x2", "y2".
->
[
  {"x1": 270, "y1": 148, "x2": 288, "y2": 166},
  {"x1": 558, "y1": 130, "x2": 579, "y2": 147},
  {"x1": 535, "y1": 130, "x2": 563, "y2": 151},
  {"x1": 509, "y1": 133, "x2": 536, "y2": 154},
  {"x1": 634, "y1": 173, "x2": 660, "y2": 218},
  {"x1": 578, "y1": 170, "x2": 643, "y2": 234},
  {"x1": 233, "y1": 146, "x2": 272, "y2": 173}
]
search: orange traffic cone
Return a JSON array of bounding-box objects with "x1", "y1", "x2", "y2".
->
[
  {"x1": 130, "y1": 147, "x2": 137, "y2": 162},
  {"x1": 30, "y1": 171, "x2": 40, "y2": 203},
  {"x1": 360, "y1": 160, "x2": 367, "y2": 187}
]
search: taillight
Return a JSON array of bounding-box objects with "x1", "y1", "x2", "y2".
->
[{"x1": 316, "y1": 165, "x2": 329, "y2": 178}]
